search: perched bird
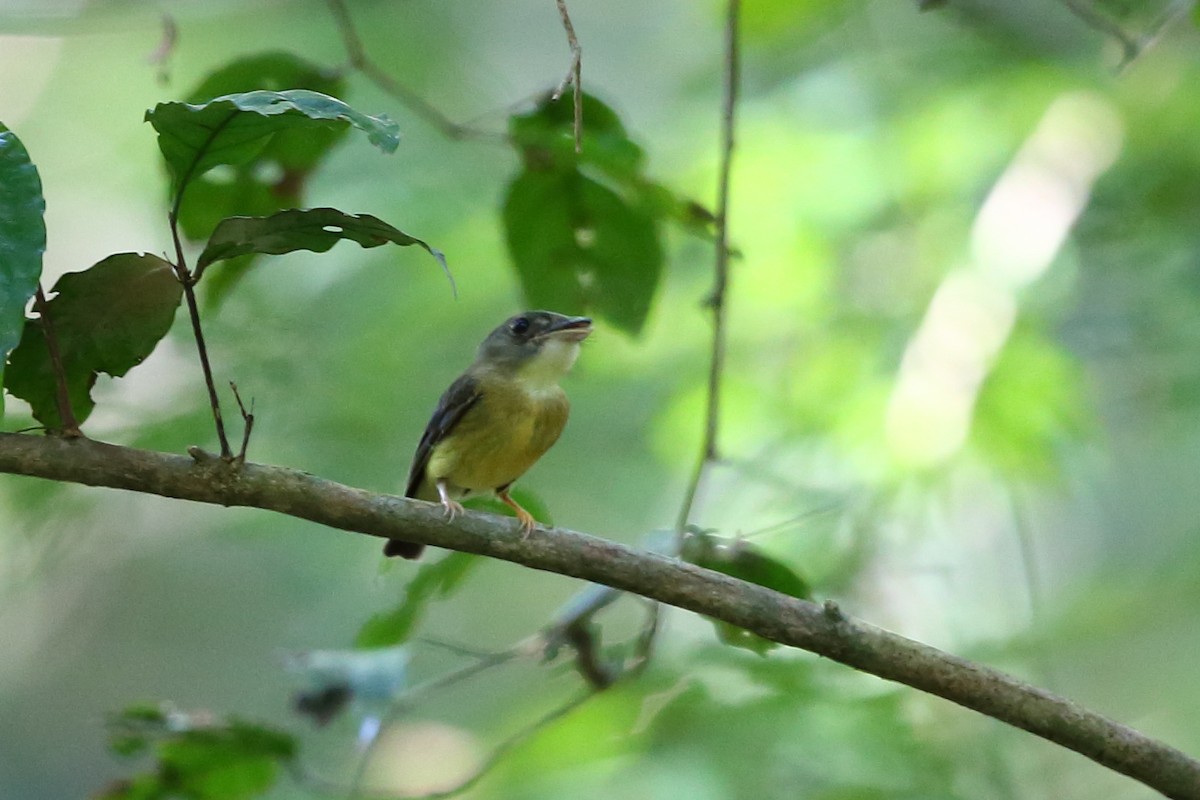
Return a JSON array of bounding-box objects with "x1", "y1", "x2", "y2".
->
[{"x1": 384, "y1": 311, "x2": 593, "y2": 559}]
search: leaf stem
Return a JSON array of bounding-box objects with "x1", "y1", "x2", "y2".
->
[
  {"x1": 32, "y1": 285, "x2": 81, "y2": 437},
  {"x1": 169, "y1": 209, "x2": 232, "y2": 459}
]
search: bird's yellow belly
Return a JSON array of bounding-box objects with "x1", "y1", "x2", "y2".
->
[{"x1": 427, "y1": 386, "x2": 568, "y2": 493}]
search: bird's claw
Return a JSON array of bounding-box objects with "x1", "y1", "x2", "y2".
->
[
  {"x1": 517, "y1": 508, "x2": 536, "y2": 540},
  {"x1": 442, "y1": 499, "x2": 465, "y2": 522}
]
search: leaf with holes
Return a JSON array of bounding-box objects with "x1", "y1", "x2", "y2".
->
[
  {"x1": 0, "y1": 124, "x2": 47, "y2": 414},
  {"x1": 5, "y1": 254, "x2": 182, "y2": 429},
  {"x1": 195, "y1": 208, "x2": 449, "y2": 286},
  {"x1": 145, "y1": 90, "x2": 398, "y2": 198},
  {"x1": 504, "y1": 169, "x2": 662, "y2": 334}
]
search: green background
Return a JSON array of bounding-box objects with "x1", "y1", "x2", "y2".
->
[{"x1": 2, "y1": 1, "x2": 1200, "y2": 798}]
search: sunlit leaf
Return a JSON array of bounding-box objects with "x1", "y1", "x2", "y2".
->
[
  {"x1": 503, "y1": 169, "x2": 662, "y2": 334},
  {"x1": 5, "y1": 254, "x2": 182, "y2": 429},
  {"x1": 196, "y1": 208, "x2": 448, "y2": 283},
  {"x1": 145, "y1": 89, "x2": 398, "y2": 198},
  {"x1": 971, "y1": 326, "x2": 1089, "y2": 480},
  {"x1": 0, "y1": 124, "x2": 47, "y2": 413},
  {"x1": 356, "y1": 551, "x2": 479, "y2": 648}
]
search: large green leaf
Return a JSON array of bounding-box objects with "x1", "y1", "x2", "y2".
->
[
  {"x1": 103, "y1": 706, "x2": 295, "y2": 800},
  {"x1": 503, "y1": 169, "x2": 662, "y2": 334},
  {"x1": 681, "y1": 528, "x2": 813, "y2": 655},
  {"x1": 145, "y1": 89, "x2": 399, "y2": 197},
  {"x1": 356, "y1": 552, "x2": 479, "y2": 648},
  {"x1": 0, "y1": 124, "x2": 47, "y2": 412},
  {"x1": 5, "y1": 254, "x2": 182, "y2": 429},
  {"x1": 175, "y1": 53, "x2": 351, "y2": 307},
  {"x1": 196, "y1": 208, "x2": 448, "y2": 279}
]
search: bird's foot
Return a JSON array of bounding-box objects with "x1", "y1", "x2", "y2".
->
[
  {"x1": 517, "y1": 507, "x2": 537, "y2": 540},
  {"x1": 441, "y1": 498, "x2": 465, "y2": 522}
]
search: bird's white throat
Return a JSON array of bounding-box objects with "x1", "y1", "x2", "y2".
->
[{"x1": 518, "y1": 337, "x2": 582, "y2": 389}]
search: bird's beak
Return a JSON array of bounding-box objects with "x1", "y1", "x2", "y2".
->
[{"x1": 542, "y1": 316, "x2": 593, "y2": 342}]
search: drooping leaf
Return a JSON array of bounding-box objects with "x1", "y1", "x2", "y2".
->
[
  {"x1": 681, "y1": 527, "x2": 813, "y2": 655},
  {"x1": 355, "y1": 551, "x2": 479, "y2": 648},
  {"x1": 145, "y1": 89, "x2": 398, "y2": 198},
  {"x1": 0, "y1": 124, "x2": 47, "y2": 412},
  {"x1": 196, "y1": 208, "x2": 449, "y2": 283},
  {"x1": 174, "y1": 53, "x2": 350, "y2": 307},
  {"x1": 503, "y1": 169, "x2": 662, "y2": 334},
  {"x1": 5, "y1": 253, "x2": 182, "y2": 429}
]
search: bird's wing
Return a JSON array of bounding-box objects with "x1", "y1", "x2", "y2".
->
[{"x1": 405, "y1": 372, "x2": 483, "y2": 497}]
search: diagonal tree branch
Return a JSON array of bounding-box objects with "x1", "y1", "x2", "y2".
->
[{"x1": 0, "y1": 432, "x2": 1197, "y2": 798}]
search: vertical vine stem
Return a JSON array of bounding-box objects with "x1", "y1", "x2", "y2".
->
[
  {"x1": 169, "y1": 207, "x2": 233, "y2": 460},
  {"x1": 32, "y1": 285, "x2": 81, "y2": 437},
  {"x1": 676, "y1": 0, "x2": 740, "y2": 535}
]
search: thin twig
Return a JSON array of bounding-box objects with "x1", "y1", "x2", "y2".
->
[
  {"x1": 32, "y1": 285, "x2": 81, "y2": 437},
  {"x1": 325, "y1": 0, "x2": 504, "y2": 143},
  {"x1": 229, "y1": 381, "x2": 254, "y2": 462},
  {"x1": 551, "y1": 0, "x2": 583, "y2": 153},
  {"x1": 675, "y1": 0, "x2": 740, "y2": 535},
  {"x1": 1059, "y1": 0, "x2": 1139, "y2": 63},
  {"x1": 1116, "y1": 0, "x2": 1195, "y2": 73}
]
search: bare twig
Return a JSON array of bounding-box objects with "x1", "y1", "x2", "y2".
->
[
  {"x1": 146, "y1": 13, "x2": 177, "y2": 86},
  {"x1": 676, "y1": 0, "x2": 740, "y2": 534},
  {"x1": 229, "y1": 381, "x2": 254, "y2": 462},
  {"x1": 551, "y1": 0, "x2": 583, "y2": 153},
  {"x1": 1059, "y1": 0, "x2": 1139, "y2": 63},
  {"x1": 325, "y1": 0, "x2": 504, "y2": 143},
  {"x1": 3, "y1": 434, "x2": 1197, "y2": 797},
  {"x1": 32, "y1": 285, "x2": 81, "y2": 437},
  {"x1": 1116, "y1": 0, "x2": 1195, "y2": 72}
]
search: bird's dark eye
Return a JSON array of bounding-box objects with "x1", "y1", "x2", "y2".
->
[{"x1": 510, "y1": 316, "x2": 531, "y2": 335}]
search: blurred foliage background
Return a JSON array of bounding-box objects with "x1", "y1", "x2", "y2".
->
[{"x1": 2, "y1": 0, "x2": 1200, "y2": 798}]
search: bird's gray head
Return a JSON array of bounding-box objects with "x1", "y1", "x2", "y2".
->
[{"x1": 476, "y1": 311, "x2": 593, "y2": 381}]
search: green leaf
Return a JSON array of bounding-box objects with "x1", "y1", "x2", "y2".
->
[
  {"x1": 681, "y1": 528, "x2": 813, "y2": 655},
  {"x1": 173, "y1": 53, "x2": 351, "y2": 308},
  {"x1": 356, "y1": 552, "x2": 479, "y2": 648},
  {"x1": 105, "y1": 706, "x2": 295, "y2": 800},
  {"x1": 0, "y1": 124, "x2": 47, "y2": 411},
  {"x1": 510, "y1": 90, "x2": 645, "y2": 180},
  {"x1": 196, "y1": 208, "x2": 449, "y2": 282},
  {"x1": 5, "y1": 253, "x2": 182, "y2": 429},
  {"x1": 503, "y1": 169, "x2": 662, "y2": 334},
  {"x1": 145, "y1": 89, "x2": 398, "y2": 197}
]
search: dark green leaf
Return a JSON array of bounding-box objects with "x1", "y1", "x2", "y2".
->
[
  {"x1": 503, "y1": 170, "x2": 662, "y2": 334},
  {"x1": 356, "y1": 551, "x2": 479, "y2": 648},
  {"x1": 681, "y1": 528, "x2": 813, "y2": 654},
  {"x1": 196, "y1": 208, "x2": 449, "y2": 283},
  {"x1": 5, "y1": 253, "x2": 182, "y2": 429},
  {"x1": 174, "y1": 53, "x2": 350, "y2": 308},
  {"x1": 510, "y1": 90, "x2": 644, "y2": 180},
  {"x1": 145, "y1": 90, "x2": 398, "y2": 197},
  {"x1": 0, "y1": 124, "x2": 47, "y2": 410}
]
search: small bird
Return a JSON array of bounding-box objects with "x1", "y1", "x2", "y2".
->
[{"x1": 384, "y1": 311, "x2": 593, "y2": 558}]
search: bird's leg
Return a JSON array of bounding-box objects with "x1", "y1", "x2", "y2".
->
[
  {"x1": 436, "y1": 479, "x2": 465, "y2": 522},
  {"x1": 497, "y1": 486, "x2": 537, "y2": 538}
]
